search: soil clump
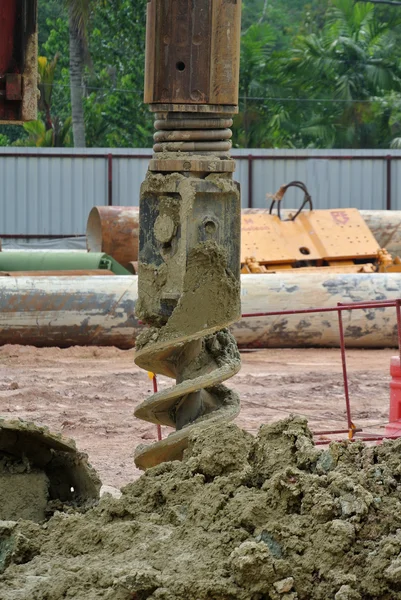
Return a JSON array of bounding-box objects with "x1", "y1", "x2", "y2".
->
[
  {"x1": 2, "y1": 416, "x2": 401, "y2": 599},
  {"x1": 0, "y1": 419, "x2": 101, "y2": 525},
  {"x1": 0, "y1": 456, "x2": 49, "y2": 523}
]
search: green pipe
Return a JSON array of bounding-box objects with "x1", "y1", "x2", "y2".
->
[{"x1": 0, "y1": 251, "x2": 131, "y2": 275}]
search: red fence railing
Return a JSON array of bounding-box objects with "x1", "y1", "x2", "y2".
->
[{"x1": 242, "y1": 298, "x2": 401, "y2": 444}]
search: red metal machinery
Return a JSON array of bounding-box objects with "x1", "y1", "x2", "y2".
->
[{"x1": 0, "y1": 0, "x2": 38, "y2": 123}]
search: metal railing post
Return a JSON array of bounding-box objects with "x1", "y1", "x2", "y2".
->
[
  {"x1": 107, "y1": 153, "x2": 113, "y2": 206},
  {"x1": 386, "y1": 154, "x2": 392, "y2": 210},
  {"x1": 247, "y1": 154, "x2": 253, "y2": 209}
]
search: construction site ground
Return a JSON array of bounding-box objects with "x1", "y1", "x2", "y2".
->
[{"x1": 0, "y1": 344, "x2": 394, "y2": 489}]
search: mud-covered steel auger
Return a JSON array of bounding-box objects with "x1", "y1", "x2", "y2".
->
[{"x1": 133, "y1": 0, "x2": 243, "y2": 470}]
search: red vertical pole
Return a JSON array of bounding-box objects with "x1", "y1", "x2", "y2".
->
[
  {"x1": 107, "y1": 153, "x2": 113, "y2": 206},
  {"x1": 247, "y1": 154, "x2": 253, "y2": 209},
  {"x1": 337, "y1": 305, "x2": 354, "y2": 439},
  {"x1": 386, "y1": 155, "x2": 392, "y2": 211},
  {"x1": 388, "y1": 302, "x2": 401, "y2": 432},
  {"x1": 396, "y1": 300, "x2": 401, "y2": 364},
  {"x1": 152, "y1": 375, "x2": 162, "y2": 441},
  {"x1": 0, "y1": 0, "x2": 17, "y2": 75}
]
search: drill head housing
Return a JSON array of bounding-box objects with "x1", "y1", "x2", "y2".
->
[
  {"x1": 144, "y1": 0, "x2": 241, "y2": 108},
  {"x1": 134, "y1": 0, "x2": 242, "y2": 469}
]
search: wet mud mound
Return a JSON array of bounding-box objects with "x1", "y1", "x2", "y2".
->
[{"x1": 2, "y1": 416, "x2": 401, "y2": 599}]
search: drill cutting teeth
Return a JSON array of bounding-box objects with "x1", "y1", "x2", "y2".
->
[{"x1": 134, "y1": 329, "x2": 241, "y2": 470}]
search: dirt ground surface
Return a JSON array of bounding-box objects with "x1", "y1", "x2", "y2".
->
[{"x1": 0, "y1": 345, "x2": 395, "y2": 489}]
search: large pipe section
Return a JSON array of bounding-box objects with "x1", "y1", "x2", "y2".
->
[
  {"x1": 1, "y1": 273, "x2": 401, "y2": 349},
  {"x1": 85, "y1": 208, "x2": 401, "y2": 268},
  {"x1": 237, "y1": 272, "x2": 401, "y2": 349},
  {"x1": 359, "y1": 210, "x2": 401, "y2": 258},
  {"x1": 0, "y1": 251, "x2": 130, "y2": 275},
  {"x1": 86, "y1": 207, "x2": 139, "y2": 269},
  {"x1": 0, "y1": 276, "x2": 140, "y2": 349}
]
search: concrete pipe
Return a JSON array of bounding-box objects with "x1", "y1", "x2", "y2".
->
[
  {"x1": 235, "y1": 272, "x2": 401, "y2": 349},
  {"x1": 1, "y1": 272, "x2": 401, "y2": 349},
  {"x1": 359, "y1": 210, "x2": 401, "y2": 258},
  {"x1": 0, "y1": 276, "x2": 140, "y2": 349},
  {"x1": 86, "y1": 206, "x2": 139, "y2": 269}
]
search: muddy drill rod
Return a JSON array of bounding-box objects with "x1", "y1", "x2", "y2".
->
[{"x1": 133, "y1": 0, "x2": 243, "y2": 469}]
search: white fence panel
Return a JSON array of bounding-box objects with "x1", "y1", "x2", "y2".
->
[{"x1": 1, "y1": 148, "x2": 400, "y2": 241}]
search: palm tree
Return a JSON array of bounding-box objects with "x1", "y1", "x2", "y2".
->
[
  {"x1": 21, "y1": 116, "x2": 72, "y2": 147},
  {"x1": 38, "y1": 54, "x2": 59, "y2": 130},
  {"x1": 285, "y1": 0, "x2": 401, "y2": 147},
  {"x1": 30, "y1": 54, "x2": 73, "y2": 147},
  {"x1": 235, "y1": 23, "x2": 276, "y2": 147},
  {"x1": 65, "y1": 0, "x2": 91, "y2": 147}
]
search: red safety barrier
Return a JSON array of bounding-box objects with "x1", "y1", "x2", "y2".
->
[
  {"x1": 386, "y1": 356, "x2": 401, "y2": 436},
  {"x1": 242, "y1": 297, "x2": 401, "y2": 445},
  {"x1": 150, "y1": 298, "x2": 401, "y2": 445}
]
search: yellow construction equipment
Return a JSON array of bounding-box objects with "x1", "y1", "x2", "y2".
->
[{"x1": 241, "y1": 181, "x2": 401, "y2": 275}]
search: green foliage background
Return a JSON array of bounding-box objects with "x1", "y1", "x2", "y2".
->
[{"x1": 3, "y1": 0, "x2": 401, "y2": 149}]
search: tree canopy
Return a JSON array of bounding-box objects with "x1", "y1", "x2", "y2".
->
[{"x1": 2, "y1": 0, "x2": 401, "y2": 149}]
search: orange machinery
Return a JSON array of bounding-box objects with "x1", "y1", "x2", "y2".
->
[{"x1": 241, "y1": 181, "x2": 400, "y2": 275}]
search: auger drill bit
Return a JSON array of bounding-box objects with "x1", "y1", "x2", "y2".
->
[{"x1": 134, "y1": 0, "x2": 242, "y2": 470}]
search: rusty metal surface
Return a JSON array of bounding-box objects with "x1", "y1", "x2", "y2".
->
[
  {"x1": 150, "y1": 0, "x2": 211, "y2": 104},
  {"x1": 0, "y1": 0, "x2": 37, "y2": 123},
  {"x1": 149, "y1": 154, "x2": 236, "y2": 172},
  {"x1": 86, "y1": 206, "x2": 139, "y2": 268},
  {"x1": 1, "y1": 273, "x2": 401, "y2": 350},
  {"x1": 144, "y1": 0, "x2": 241, "y2": 106},
  {"x1": 6, "y1": 73, "x2": 22, "y2": 100},
  {"x1": 0, "y1": 276, "x2": 140, "y2": 349},
  {"x1": 209, "y1": 0, "x2": 241, "y2": 106},
  {"x1": 0, "y1": 1, "x2": 17, "y2": 75}
]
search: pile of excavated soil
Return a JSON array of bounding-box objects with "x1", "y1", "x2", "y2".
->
[{"x1": 2, "y1": 416, "x2": 401, "y2": 599}]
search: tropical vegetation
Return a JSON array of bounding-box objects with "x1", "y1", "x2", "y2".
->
[{"x1": 1, "y1": 0, "x2": 401, "y2": 149}]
